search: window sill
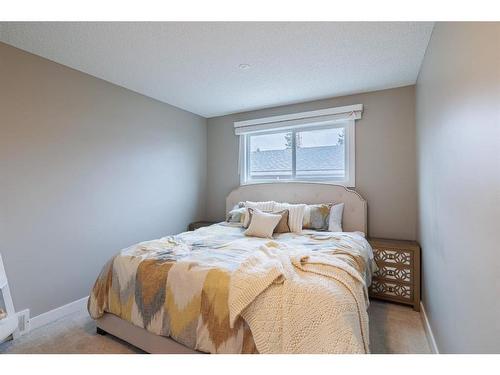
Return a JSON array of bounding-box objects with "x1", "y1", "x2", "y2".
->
[{"x1": 240, "y1": 180, "x2": 355, "y2": 188}]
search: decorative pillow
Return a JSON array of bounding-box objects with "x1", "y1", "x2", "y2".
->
[
  {"x1": 243, "y1": 201, "x2": 276, "y2": 227},
  {"x1": 302, "y1": 203, "x2": 333, "y2": 230},
  {"x1": 273, "y1": 202, "x2": 306, "y2": 233},
  {"x1": 328, "y1": 203, "x2": 344, "y2": 232},
  {"x1": 244, "y1": 210, "x2": 282, "y2": 238},
  {"x1": 247, "y1": 208, "x2": 290, "y2": 234},
  {"x1": 272, "y1": 209, "x2": 290, "y2": 233},
  {"x1": 227, "y1": 206, "x2": 247, "y2": 224}
]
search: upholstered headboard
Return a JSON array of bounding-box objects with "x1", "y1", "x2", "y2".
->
[{"x1": 226, "y1": 182, "x2": 367, "y2": 234}]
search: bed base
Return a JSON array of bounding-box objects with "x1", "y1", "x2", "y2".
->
[{"x1": 95, "y1": 313, "x2": 200, "y2": 354}]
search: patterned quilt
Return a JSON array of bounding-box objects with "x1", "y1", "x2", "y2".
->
[{"x1": 88, "y1": 223, "x2": 374, "y2": 353}]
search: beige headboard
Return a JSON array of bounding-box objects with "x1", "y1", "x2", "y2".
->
[{"x1": 226, "y1": 182, "x2": 368, "y2": 234}]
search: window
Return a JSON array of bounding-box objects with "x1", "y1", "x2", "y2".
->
[{"x1": 235, "y1": 105, "x2": 361, "y2": 187}]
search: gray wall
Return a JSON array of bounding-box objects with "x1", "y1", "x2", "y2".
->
[
  {"x1": 0, "y1": 43, "x2": 207, "y2": 316},
  {"x1": 416, "y1": 23, "x2": 500, "y2": 353},
  {"x1": 207, "y1": 85, "x2": 417, "y2": 240}
]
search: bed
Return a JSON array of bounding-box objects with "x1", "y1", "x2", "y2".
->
[{"x1": 88, "y1": 182, "x2": 374, "y2": 354}]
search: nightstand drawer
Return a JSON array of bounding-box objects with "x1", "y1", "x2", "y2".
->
[
  {"x1": 370, "y1": 279, "x2": 412, "y2": 301},
  {"x1": 373, "y1": 247, "x2": 412, "y2": 266},
  {"x1": 373, "y1": 264, "x2": 412, "y2": 283}
]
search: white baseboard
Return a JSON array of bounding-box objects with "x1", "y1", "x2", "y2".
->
[
  {"x1": 420, "y1": 301, "x2": 439, "y2": 354},
  {"x1": 29, "y1": 296, "x2": 89, "y2": 332}
]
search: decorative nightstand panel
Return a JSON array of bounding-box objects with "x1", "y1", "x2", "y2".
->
[
  {"x1": 1, "y1": 254, "x2": 18, "y2": 343},
  {"x1": 370, "y1": 279, "x2": 412, "y2": 301},
  {"x1": 368, "y1": 238, "x2": 421, "y2": 311},
  {"x1": 373, "y1": 264, "x2": 411, "y2": 283},
  {"x1": 373, "y1": 248, "x2": 411, "y2": 266}
]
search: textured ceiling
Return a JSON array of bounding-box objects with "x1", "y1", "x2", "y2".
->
[{"x1": 0, "y1": 22, "x2": 433, "y2": 117}]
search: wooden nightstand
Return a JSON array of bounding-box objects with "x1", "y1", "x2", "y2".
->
[
  {"x1": 187, "y1": 221, "x2": 216, "y2": 231},
  {"x1": 368, "y1": 238, "x2": 421, "y2": 311},
  {"x1": 0, "y1": 254, "x2": 19, "y2": 342}
]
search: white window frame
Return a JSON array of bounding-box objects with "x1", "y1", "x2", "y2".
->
[{"x1": 238, "y1": 119, "x2": 356, "y2": 187}]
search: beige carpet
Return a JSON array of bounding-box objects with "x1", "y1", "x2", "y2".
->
[{"x1": 0, "y1": 300, "x2": 430, "y2": 354}]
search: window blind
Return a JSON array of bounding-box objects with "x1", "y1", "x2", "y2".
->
[{"x1": 234, "y1": 104, "x2": 363, "y2": 135}]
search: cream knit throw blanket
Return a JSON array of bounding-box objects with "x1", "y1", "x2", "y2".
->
[{"x1": 228, "y1": 243, "x2": 370, "y2": 354}]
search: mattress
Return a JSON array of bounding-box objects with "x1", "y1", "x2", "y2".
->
[{"x1": 88, "y1": 223, "x2": 375, "y2": 353}]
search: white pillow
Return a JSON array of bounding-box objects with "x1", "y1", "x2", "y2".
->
[
  {"x1": 244, "y1": 210, "x2": 282, "y2": 238},
  {"x1": 328, "y1": 203, "x2": 344, "y2": 232},
  {"x1": 243, "y1": 201, "x2": 276, "y2": 227},
  {"x1": 226, "y1": 207, "x2": 247, "y2": 224},
  {"x1": 273, "y1": 202, "x2": 306, "y2": 233}
]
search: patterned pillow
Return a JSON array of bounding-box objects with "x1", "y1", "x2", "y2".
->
[{"x1": 302, "y1": 203, "x2": 333, "y2": 231}]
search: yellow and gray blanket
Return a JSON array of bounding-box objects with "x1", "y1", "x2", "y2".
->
[{"x1": 88, "y1": 224, "x2": 374, "y2": 353}]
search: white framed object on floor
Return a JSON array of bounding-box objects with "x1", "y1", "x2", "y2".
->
[{"x1": 0, "y1": 253, "x2": 18, "y2": 342}]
